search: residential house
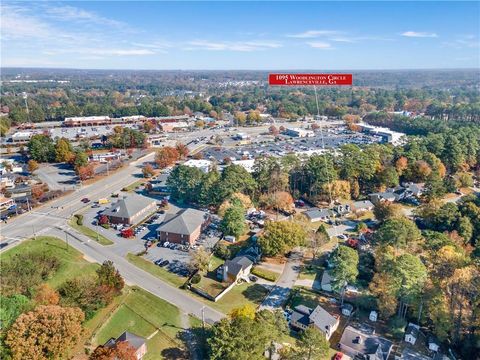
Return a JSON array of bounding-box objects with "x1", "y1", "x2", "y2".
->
[
  {"x1": 223, "y1": 256, "x2": 253, "y2": 283},
  {"x1": 369, "y1": 311, "x2": 378, "y2": 322},
  {"x1": 369, "y1": 191, "x2": 398, "y2": 205},
  {"x1": 339, "y1": 325, "x2": 393, "y2": 360},
  {"x1": 405, "y1": 323, "x2": 420, "y2": 345},
  {"x1": 334, "y1": 204, "x2": 351, "y2": 216},
  {"x1": 304, "y1": 208, "x2": 334, "y2": 223},
  {"x1": 0, "y1": 197, "x2": 15, "y2": 211},
  {"x1": 290, "y1": 305, "x2": 339, "y2": 340},
  {"x1": 102, "y1": 194, "x2": 157, "y2": 225},
  {"x1": 104, "y1": 331, "x2": 147, "y2": 360},
  {"x1": 351, "y1": 200, "x2": 374, "y2": 212},
  {"x1": 157, "y1": 208, "x2": 208, "y2": 245}
]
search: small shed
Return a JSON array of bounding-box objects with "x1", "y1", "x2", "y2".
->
[
  {"x1": 428, "y1": 336, "x2": 440, "y2": 352},
  {"x1": 369, "y1": 310, "x2": 378, "y2": 322}
]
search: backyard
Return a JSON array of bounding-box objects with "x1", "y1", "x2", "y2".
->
[{"x1": 91, "y1": 286, "x2": 195, "y2": 360}]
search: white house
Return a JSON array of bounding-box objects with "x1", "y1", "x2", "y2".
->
[
  {"x1": 223, "y1": 256, "x2": 253, "y2": 283},
  {"x1": 304, "y1": 208, "x2": 334, "y2": 223},
  {"x1": 404, "y1": 323, "x2": 420, "y2": 345},
  {"x1": 290, "y1": 305, "x2": 339, "y2": 340},
  {"x1": 342, "y1": 303, "x2": 354, "y2": 317},
  {"x1": 369, "y1": 311, "x2": 378, "y2": 322}
]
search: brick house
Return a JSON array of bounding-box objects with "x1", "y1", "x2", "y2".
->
[
  {"x1": 102, "y1": 194, "x2": 157, "y2": 225},
  {"x1": 156, "y1": 208, "x2": 208, "y2": 245},
  {"x1": 104, "y1": 331, "x2": 147, "y2": 359}
]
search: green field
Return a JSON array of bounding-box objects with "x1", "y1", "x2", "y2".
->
[
  {"x1": 93, "y1": 287, "x2": 187, "y2": 360},
  {"x1": 69, "y1": 217, "x2": 114, "y2": 245},
  {"x1": 0, "y1": 236, "x2": 99, "y2": 288},
  {"x1": 126, "y1": 253, "x2": 187, "y2": 288}
]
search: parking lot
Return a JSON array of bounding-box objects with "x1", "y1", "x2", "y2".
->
[
  {"x1": 81, "y1": 195, "x2": 222, "y2": 276},
  {"x1": 201, "y1": 126, "x2": 383, "y2": 162}
]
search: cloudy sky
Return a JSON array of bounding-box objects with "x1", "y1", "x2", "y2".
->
[{"x1": 1, "y1": 1, "x2": 479, "y2": 70}]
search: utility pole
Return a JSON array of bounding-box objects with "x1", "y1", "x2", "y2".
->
[
  {"x1": 201, "y1": 306, "x2": 205, "y2": 332},
  {"x1": 33, "y1": 225, "x2": 36, "y2": 240},
  {"x1": 65, "y1": 230, "x2": 69, "y2": 251}
]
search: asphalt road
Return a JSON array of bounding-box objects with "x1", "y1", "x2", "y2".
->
[
  {"x1": 259, "y1": 250, "x2": 303, "y2": 311},
  {"x1": 0, "y1": 147, "x2": 225, "y2": 324}
]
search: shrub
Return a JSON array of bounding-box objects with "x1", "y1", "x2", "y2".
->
[
  {"x1": 101, "y1": 223, "x2": 110, "y2": 229},
  {"x1": 74, "y1": 214, "x2": 83, "y2": 226},
  {"x1": 251, "y1": 267, "x2": 278, "y2": 282},
  {"x1": 191, "y1": 273, "x2": 201, "y2": 284},
  {"x1": 213, "y1": 242, "x2": 231, "y2": 260}
]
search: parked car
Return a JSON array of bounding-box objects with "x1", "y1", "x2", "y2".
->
[
  {"x1": 154, "y1": 259, "x2": 163, "y2": 265},
  {"x1": 337, "y1": 234, "x2": 348, "y2": 240},
  {"x1": 163, "y1": 241, "x2": 170, "y2": 247},
  {"x1": 249, "y1": 275, "x2": 258, "y2": 282},
  {"x1": 159, "y1": 260, "x2": 169, "y2": 267}
]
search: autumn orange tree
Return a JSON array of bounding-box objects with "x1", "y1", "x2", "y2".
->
[
  {"x1": 90, "y1": 341, "x2": 137, "y2": 360},
  {"x1": 27, "y1": 159, "x2": 39, "y2": 173},
  {"x1": 142, "y1": 163, "x2": 155, "y2": 178},
  {"x1": 34, "y1": 284, "x2": 60, "y2": 306},
  {"x1": 175, "y1": 142, "x2": 189, "y2": 159},
  {"x1": 155, "y1": 146, "x2": 179, "y2": 168},
  {"x1": 6, "y1": 305, "x2": 84, "y2": 360}
]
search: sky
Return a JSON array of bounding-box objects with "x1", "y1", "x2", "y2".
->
[{"x1": 1, "y1": 1, "x2": 479, "y2": 70}]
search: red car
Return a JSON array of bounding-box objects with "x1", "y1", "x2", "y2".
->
[{"x1": 334, "y1": 352, "x2": 343, "y2": 360}]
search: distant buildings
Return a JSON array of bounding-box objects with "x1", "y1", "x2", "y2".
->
[
  {"x1": 358, "y1": 123, "x2": 406, "y2": 145},
  {"x1": 102, "y1": 194, "x2": 157, "y2": 225},
  {"x1": 11, "y1": 131, "x2": 33, "y2": 142},
  {"x1": 285, "y1": 127, "x2": 315, "y2": 138}
]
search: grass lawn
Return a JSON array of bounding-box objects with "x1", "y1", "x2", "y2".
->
[
  {"x1": 298, "y1": 259, "x2": 324, "y2": 281},
  {"x1": 92, "y1": 287, "x2": 186, "y2": 360},
  {"x1": 126, "y1": 253, "x2": 187, "y2": 288},
  {"x1": 123, "y1": 179, "x2": 147, "y2": 192},
  {"x1": 192, "y1": 274, "x2": 228, "y2": 298},
  {"x1": 0, "y1": 236, "x2": 99, "y2": 289},
  {"x1": 251, "y1": 266, "x2": 279, "y2": 282},
  {"x1": 211, "y1": 282, "x2": 269, "y2": 314},
  {"x1": 209, "y1": 255, "x2": 224, "y2": 271},
  {"x1": 69, "y1": 217, "x2": 114, "y2": 245}
]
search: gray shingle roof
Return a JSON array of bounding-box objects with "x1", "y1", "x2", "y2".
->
[
  {"x1": 225, "y1": 256, "x2": 253, "y2": 277},
  {"x1": 157, "y1": 208, "x2": 206, "y2": 235},
  {"x1": 102, "y1": 194, "x2": 156, "y2": 220},
  {"x1": 305, "y1": 208, "x2": 334, "y2": 220},
  {"x1": 309, "y1": 305, "x2": 339, "y2": 333},
  {"x1": 352, "y1": 200, "x2": 374, "y2": 210},
  {"x1": 340, "y1": 325, "x2": 393, "y2": 360},
  {"x1": 104, "y1": 331, "x2": 146, "y2": 350}
]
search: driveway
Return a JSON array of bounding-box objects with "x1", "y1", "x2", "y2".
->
[{"x1": 259, "y1": 251, "x2": 303, "y2": 311}]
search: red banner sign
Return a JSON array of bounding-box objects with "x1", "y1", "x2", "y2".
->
[{"x1": 269, "y1": 73, "x2": 352, "y2": 86}]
